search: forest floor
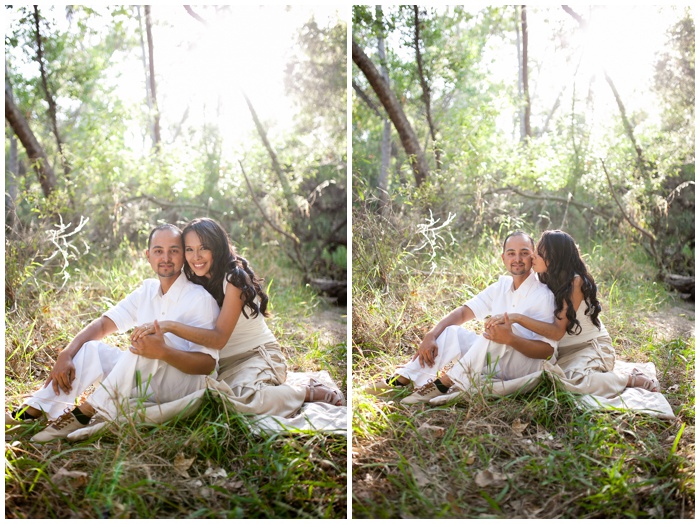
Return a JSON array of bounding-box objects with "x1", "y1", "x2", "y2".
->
[
  {"x1": 5, "y1": 265, "x2": 348, "y2": 519},
  {"x1": 352, "y1": 281, "x2": 695, "y2": 519},
  {"x1": 642, "y1": 300, "x2": 694, "y2": 341}
]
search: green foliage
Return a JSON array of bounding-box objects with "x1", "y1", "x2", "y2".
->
[
  {"x1": 352, "y1": 5, "x2": 694, "y2": 277},
  {"x1": 5, "y1": 6, "x2": 347, "y2": 283}
]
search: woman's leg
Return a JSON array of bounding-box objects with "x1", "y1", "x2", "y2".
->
[{"x1": 218, "y1": 343, "x2": 306, "y2": 417}]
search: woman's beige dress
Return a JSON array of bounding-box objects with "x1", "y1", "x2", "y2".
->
[
  {"x1": 554, "y1": 302, "x2": 627, "y2": 398},
  {"x1": 215, "y1": 278, "x2": 306, "y2": 416}
]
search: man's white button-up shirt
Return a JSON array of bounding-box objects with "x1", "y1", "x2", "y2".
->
[
  {"x1": 104, "y1": 272, "x2": 220, "y2": 361},
  {"x1": 464, "y1": 271, "x2": 557, "y2": 350}
]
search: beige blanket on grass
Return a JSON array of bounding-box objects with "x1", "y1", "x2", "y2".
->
[
  {"x1": 67, "y1": 371, "x2": 347, "y2": 442},
  {"x1": 431, "y1": 360, "x2": 676, "y2": 420}
]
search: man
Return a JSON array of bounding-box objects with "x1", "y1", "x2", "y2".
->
[
  {"x1": 5, "y1": 224, "x2": 220, "y2": 442},
  {"x1": 366, "y1": 231, "x2": 557, "y2": 404}
]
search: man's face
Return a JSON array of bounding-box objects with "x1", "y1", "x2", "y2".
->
[
  {"x1": 146, "y1": 229, "x2": 184, "y2": 279},
  {"x1": 501, "y1": 234, "x2": 534, "y2": 277}
]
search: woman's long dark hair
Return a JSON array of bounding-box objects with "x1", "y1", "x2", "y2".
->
[
  {"x1": 536, "y1": 230, "x2": 601, "y2": 335},
  {"x1": 182, "y1": 218, "x2": 269, "y2": 318}
]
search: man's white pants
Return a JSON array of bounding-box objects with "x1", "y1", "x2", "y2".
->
[
  {"x1": 395, "y1": 325, "x2": 545, "y2": 390},
  {"x1": 25, "y1": 341, "x2": 208, "y2": 420}
]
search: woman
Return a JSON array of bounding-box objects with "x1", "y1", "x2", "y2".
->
[
  {"x1": 485, "y1": 229, "x2": 659, "y2": 396},
  {"x1": 132, "y1": 217, "x2": 343, "y2": 415}
]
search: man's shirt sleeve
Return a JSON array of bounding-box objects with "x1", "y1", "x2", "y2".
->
[
  {"x1": 513, "y1": 286, "x2": 558, "y2": 350},
  {"x1": 165, "y1": 292, "x2": 220, "y2": 362},
  {"x1": 103, "y1": 282, "x2": 149, "y2": 333},
  {"x1": 464, "y1": 279, "x2": 502, "y2": 320}
]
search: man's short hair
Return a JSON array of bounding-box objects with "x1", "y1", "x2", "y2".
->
[
  {"x1": 502, "y1": 231, "x2": 535, "y2": 252},
  {"x1": 147, "y1": 224, "x2": 182, "y2": 248}
]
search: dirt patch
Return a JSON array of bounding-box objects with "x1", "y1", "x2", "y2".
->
[
  {"x1": 643, "y1": 301, "x2": 695, "y2": 341},
  {"x1": 309, "y1": 307, "x2": 347, "y2": 347}
]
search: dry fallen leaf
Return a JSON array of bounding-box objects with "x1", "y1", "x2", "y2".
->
[
  {"x1": 204, "y1": 467, "x2": 228, "y2": 479},
  {"x1": 174, "y1": 452, "x2": 195, "y2": 478},
  {"x1": 225, "y1": 479, "x2": 245, "y2": 490},
  {"x1": 464, "y1": 452, "x2": 476, "y2": 465},
  {"x1": 410, "y1": 463, "x2": 431, "y2": 488},
  {"x1": 474, "y1": 467, "x2": 507, "y2": 488},
  {"x1": 51, "y1": 467, "x2": 89, "y2": 482},
  {"x1": 511, "y1": 418, "x2": 529, "y2": 436},
  {"x1": 417, "y1": 422, "x2": 446, "y2": 438},
  {"x1": 51, "y1": 467, "x2": 89, "y2": 490}
]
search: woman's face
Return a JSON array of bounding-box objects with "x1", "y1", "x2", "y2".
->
[
  {"x1": 532, "y1": 244, "x2": 548, "y2": 274},
  {"x1": 184, "y1": 231, "x2": 214, "y2": 279}
]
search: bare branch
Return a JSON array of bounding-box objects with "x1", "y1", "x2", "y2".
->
[
  {"x1": 561, "y1": 5, "x2": 587, "y2": 28},
  {"x1": 600, "y1": 159, "x2": 659, "y2": 262},
  {"x1": 352, "y1": 38, "x2": 430, "y2": 186},
  {"x1": 413, "y1": 6, "x2": 441, "y2": 169},
  {"x1": 352, "y1": 80, "x2": 382, "y2": 118},
  {"x1": 5, "y1": 85, "x2": 57, "y2": 197},
  {"x1": 238, "y1": 160, "x2": 307, "y2": 275},
  {"x1": 184, "y1": 5, "x2": 207, "y2": 24}
]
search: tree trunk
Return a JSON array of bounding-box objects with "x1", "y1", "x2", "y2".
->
[
  {"x1": 376, "y1": 6, "x2": 391, "y2": 211},
  {"x1": 352, "y1": 38, "x2": 430, "y2": 187},
  {"x1": 413, "y1": 6, "x2": 441, "y2": 170},
  {"x1": 515, "y1": 6, "x2": 525, "y2": 140},
  {"x1": 33, "y1": 6, "x2": 70, "y2": 178},
  {"x1": 5, "y1": 85, "x2": 57, "y2": 198},
  {"x1": 5, "y1": 72, "x2": 19, "y2": 229},
  {"x1": 243, "y1": 92, "x2": 297, "y2": 212},
  {"x1": 144, "y1": 6, "x2": 161, "y2": 148},
  {"x1": 520, "y1": 5, "x2": 531, "y2": 140},
  {"x1": 6, "y1": 131, "x2": 18, "y2": 230},
  {"x1": 136, "y1": 6, "x2": 156, "y2": 147}
]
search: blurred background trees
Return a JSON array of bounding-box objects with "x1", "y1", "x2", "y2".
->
[
  {"x1": 5, "y1": 5, "x2": 347, "y2": 305},
  {"x1": 352, "y1": 5, "x2": 694, "y2": 294}
]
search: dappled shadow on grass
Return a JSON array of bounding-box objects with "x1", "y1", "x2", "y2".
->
[
  {"x1": 5, "y1": 392, "x2": 347, "y2": 519},
  {"x1": 352, "y1": 375, "x2": 694, "y2": 519}
]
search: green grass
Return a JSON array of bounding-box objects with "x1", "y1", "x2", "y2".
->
[
  {"x1": 352, "y1": 216, "x2": 695, "y2": 518},
  {"x1": 5, "y1": 248, "x2": 347, "y2": 518}
]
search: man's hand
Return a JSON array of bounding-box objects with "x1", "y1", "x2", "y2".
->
[
  {"x1": 483, "y1": 312, "x2": 514, "y2": 345},
  {"x1": 411, "y1": 334, "x2": 438, "y2": 368},
  {"x1": 45, "y1": 352, "x2": 76, "y2": 395},
  {"x1": 130, "y1": 320, "x2": 166, "y2": 360}
]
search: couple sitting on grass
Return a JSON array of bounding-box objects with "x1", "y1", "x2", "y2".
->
[
  {"x1": 366, "y1": 230, "x2": 660, "y2": 405},
  {"x1": 6, "y1": 217, "x2": 343, "y2": 443}
]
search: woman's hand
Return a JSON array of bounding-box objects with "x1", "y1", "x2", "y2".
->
[
  {"x1": 484, "y1": 314, "x2": 506, "y2": 330},
  {"x1": 131, "y1": 320, "x2": 171, "y2": 341},
  {"x1": 484, "y1": 312, "x2": 521, "y2": 330},
  {"x1": 483, "y1": 312, "x2": 514, "y2": 344},
  {"x1": 131, "y1": 322, "x2": 153, "y2": 341},
  {"x1": 130, "y1": 320, "x2": 166, "y2": 360}
]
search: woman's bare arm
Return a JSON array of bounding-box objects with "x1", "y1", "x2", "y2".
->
[
  {"x1": 485, "y1": 276, "x2": 584, "y2": 341},
  {"x1": 132, "y1": 282, "x2": 245, "y2": 350}
]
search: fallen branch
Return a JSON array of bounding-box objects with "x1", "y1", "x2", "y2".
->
[
  {"x1": 484, "y1": 186, "x2": 612, "y2": 220},
  {"x1": 118, "y1": 195, "x2": 229, "y2": 219}
]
